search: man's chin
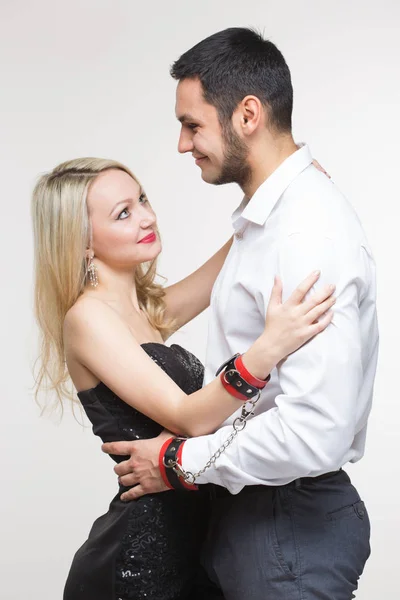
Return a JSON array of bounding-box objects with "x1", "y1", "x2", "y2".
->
[
  {"x1": 202, "y1": 171, "x2": 236, "y2": 186},
  {"x1": 200, "y1": 166, "x2": 222, "y2": 185}
]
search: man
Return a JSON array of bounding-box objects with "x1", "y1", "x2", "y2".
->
[{"x1": 103, "y1": 28, "x2": 378, "y2": 599}]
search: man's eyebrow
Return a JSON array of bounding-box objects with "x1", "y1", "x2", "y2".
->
[{"x1": 177, "y1": 113, "x2": 197, "y2": 124}]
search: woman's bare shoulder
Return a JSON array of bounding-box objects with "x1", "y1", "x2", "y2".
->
[{"x1": 65, "y1": 295, "x2": 116, "y2": 327}]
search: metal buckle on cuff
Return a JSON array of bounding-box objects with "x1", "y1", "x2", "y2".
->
[
  {"x1": 163, "y1": 455, "x2": 177, "y2": 468},
  {"x1": 215, "y1": 353, "x2": 240, "y2": 376},
  {"x1": 162, "y1": 436, "x2": 187, "y2": 469},
  {"x1": 172, "y1": 462, "x2": 196, "y2": 485},
  {"x1": 223, "y1": 369, "x2": 239, "y2": 383}
]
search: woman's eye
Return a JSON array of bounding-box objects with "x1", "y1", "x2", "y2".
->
[
  {"x1": 139, "y1": 193, "x2": 148, "y2": 204},
  {"x1": 117, "y1": 208, "x2": 130, "y2": 220}
]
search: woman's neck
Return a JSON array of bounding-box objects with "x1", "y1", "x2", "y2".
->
[{"x1": 85, "y1": 260, "x2": 141, "y2": 312}]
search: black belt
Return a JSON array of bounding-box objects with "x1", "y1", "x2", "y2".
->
[{"x1": 209, "y1": 469, "x2": 341, "y2": 499}]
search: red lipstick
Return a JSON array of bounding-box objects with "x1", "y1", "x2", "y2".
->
[{"x1": 138, "y1": 232, "x2": 156, "y2": 244}]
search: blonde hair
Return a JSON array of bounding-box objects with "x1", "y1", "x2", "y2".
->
[{"x1": 32, "y1": 157, "x2": 174, "y2": 411}]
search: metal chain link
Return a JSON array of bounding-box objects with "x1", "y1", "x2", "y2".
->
[{"x1": 173, "y1": 391, "x2": 261, "y2": 485}]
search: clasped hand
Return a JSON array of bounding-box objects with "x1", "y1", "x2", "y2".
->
[{"x1": 102, "y1": 430, "x2": 173, "y2": 501}]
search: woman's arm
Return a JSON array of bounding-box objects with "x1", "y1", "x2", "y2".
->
[
  {"x1": 163, "y1": 237, "x2": 233, "y2": 330},
  {"x1": 64, "y1": 273, "x2": 335, "y2": 437}
]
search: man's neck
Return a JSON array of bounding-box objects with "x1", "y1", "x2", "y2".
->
[{"x1": 242, "y1": 134, "x2": 298, "y2": 199}]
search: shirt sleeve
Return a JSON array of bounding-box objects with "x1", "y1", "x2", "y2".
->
[{"x1": 181, "y1": 232, "x2": 370, "y2": 493}]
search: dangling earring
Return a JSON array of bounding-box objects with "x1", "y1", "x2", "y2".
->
[{"x1": 87, "y1": 253, "x2": 98, "y2": 288}]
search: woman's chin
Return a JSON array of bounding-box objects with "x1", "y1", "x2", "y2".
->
[{"x1": 141, "y1": 241, "x2": 162, "y2": 262}]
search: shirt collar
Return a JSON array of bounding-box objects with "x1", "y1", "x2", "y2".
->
[{"x1": 232, "y1": 144, "x2": 313, "y2": 228}]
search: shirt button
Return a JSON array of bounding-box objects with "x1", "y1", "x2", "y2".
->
[{"x1": 235, "y1": 231, "x2": 243, "y2": 240}]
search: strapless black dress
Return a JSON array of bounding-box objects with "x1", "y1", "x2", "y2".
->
[{"x1": 63, "y1": 343, "x2": 214, "y2": 600}]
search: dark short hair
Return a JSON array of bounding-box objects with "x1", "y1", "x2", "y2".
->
[{"x1": 171, "y1": 27, "x2": 293, "y2": 132}]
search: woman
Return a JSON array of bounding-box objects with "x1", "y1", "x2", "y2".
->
[{"x1": 32, "y1": 158, "x2": 335, "y2": 600}]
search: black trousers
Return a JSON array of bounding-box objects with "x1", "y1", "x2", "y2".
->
[{"x1": 198, "y1": 469, "x2": 370, "y2": 600}]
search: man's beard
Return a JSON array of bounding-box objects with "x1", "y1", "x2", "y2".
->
[{"x1": 214, "y1": 122, "x2": 251, "y2": 188}]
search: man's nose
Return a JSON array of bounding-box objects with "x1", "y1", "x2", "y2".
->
[{"x1": 178, "y1": 129, "x2": 194, "y2": 154}]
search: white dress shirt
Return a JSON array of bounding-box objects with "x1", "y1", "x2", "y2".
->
[{"x1": 182, "y1": 144, "x2": 379, "y2": 494}]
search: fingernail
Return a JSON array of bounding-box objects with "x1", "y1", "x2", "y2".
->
[
  {"x1": 329, "y1": 284, "x2": 336, "y2": 291},
  {"x1": 313, "y1": 270, "x2": 321, "y2": 276}
]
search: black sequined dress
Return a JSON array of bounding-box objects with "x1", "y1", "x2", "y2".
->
[{"x1": 63, "y1": 343, "x2": 211, "y2": 600}]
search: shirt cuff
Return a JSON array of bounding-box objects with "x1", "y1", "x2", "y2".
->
[
  {"x1": 181, "y1": 435, "x2": 217, "y2": 486},
  {"x1": 180, "y1": 428, "x2": 264, "y2": 493}
]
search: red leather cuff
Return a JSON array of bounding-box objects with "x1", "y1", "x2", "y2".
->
[
  {"x1": 235, "y1": 354, "x2": 269, "y2": 389},
  {"x1": 219, "y1": 372, "x2": 249, "y2": 401},
  {"x1": 158, "y1": 436, "x2": 174, "y2": 490}
]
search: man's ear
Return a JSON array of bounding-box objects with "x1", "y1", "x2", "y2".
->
[{"x1": 239, "y1": 95, "x2": 263, "y2": 135}]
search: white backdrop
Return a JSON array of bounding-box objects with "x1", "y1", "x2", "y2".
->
[{"x1": 1, "y1": 1, "x2": 399, "y2": 598}]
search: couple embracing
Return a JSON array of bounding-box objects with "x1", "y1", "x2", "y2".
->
[{"x1": 32, "y1": 27, "x2": 378, "y2": 600}]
